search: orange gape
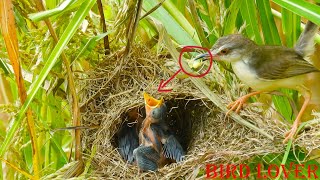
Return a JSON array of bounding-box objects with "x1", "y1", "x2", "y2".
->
[{"x1": 133, "y1": 93, "x2": 185, "y2": 171}]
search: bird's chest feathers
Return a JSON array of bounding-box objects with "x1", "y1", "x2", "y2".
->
[
  {"x1": 231, "y1": 58, "x2": 307, "y2": 91},
  {"x1": 140, "y1": 120, "x2": 163, "y2": 152},
  {"x1": 231, "y1": 59, "x2": 261, "y2": 89}
]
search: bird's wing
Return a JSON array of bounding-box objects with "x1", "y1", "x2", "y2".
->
[
  {"x1": 133, "y1": 146, "x2": 160, "y2": 171},
  {"x1": 118, "y1": 123, "x2": 139, "y2": 164},
  {"x1": 162, "y1": 135, "x2": 185, "y2": 162},
  {"x1": 251, "y1": 47, "x2": 319, "y2": 80}
]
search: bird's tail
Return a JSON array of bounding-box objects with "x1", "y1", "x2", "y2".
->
[{"x1": 294, "y1": 19, "x2": 319, "y2": 57}]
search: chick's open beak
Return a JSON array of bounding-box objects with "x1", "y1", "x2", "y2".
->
[{"x1": 143, "y1": 92, "x2": 164, "y2": 108}]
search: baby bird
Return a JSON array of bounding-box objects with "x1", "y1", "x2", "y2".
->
[
  {"x1": 133, "y1": 93, "x2": 185, "y2": 171},
  {"x1": 118, "y1": 121, "x2": 139, "y2": 164}
]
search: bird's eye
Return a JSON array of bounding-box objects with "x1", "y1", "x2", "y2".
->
[
  {"x1": 151, "y1": 104, "x2": 167, "y2": 121},
  {"x1": 152, "y1": 109, "x2": 161, "y2": 119},
  {"x1": 220, "y1": 48, "x2": 229, "y2": 55}
]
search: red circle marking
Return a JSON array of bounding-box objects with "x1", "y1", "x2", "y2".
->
[{"x1": 178, "y1": 46, "x2": 213, "y2": 78}]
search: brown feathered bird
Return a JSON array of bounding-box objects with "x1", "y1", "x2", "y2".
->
[{"x1": 194, "y1": 20, "x2": 319, "y2": 143}]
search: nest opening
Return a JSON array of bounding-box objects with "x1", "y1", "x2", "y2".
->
[{"x1": 112, "y1": 96, "x2": 209, "y2": 162}]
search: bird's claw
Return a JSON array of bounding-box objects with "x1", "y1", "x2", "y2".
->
[{"x1": 226, "y1": 97, "x2": 248, "y2": 116}]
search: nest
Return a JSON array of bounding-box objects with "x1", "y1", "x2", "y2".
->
[{"x1": 78, "y1": 44, "x2": 320, "y2": 179}]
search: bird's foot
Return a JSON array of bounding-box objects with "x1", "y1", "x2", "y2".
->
[
  {"x1": 225, "y1": 91, "x2": 262, "y2": 117},
  {"x1": 226, "y1": 97, "x2": 249, "y2": 116},
  {"x1": 283, "y1": 120, "x2": 299, "y2": 143},
  {"x1": 283, "y1": 89, "x2": 310, "y2": 143}
]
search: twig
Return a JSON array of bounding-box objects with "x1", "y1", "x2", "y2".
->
[
  {"x1": 140, "y1": 0, "x2": 166, "y2": 20},
  {"x1": 96, "y1": 0, "x2": 110, "y2": 55},
  {"x1": 52, "y1": 125, "x2": 100, "y2": 132},
  {"x1": 123, "y1": 0, "x2": 143, "y2": 58}
]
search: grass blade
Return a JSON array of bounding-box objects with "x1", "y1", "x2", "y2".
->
[
  {"x1": 74, "y1": 32, "x2": 110, "y2": 62},
  {"x1": 29, "y1": 0, "x2": 74, "y2": 22},
  {"x1": 29, "y1": 0, "x2": 87, "y2": 22},
  {"x1": 143, "y1": 0, "x2": 200, "y2": 45},
  {"x1": 282, "y1": 8, "x2": 301, "y2": 47},
  {"x1": 188, "y1": 0, "x2": 210, "y2": 47},
  {"x1": 0, "y1": 158, "x2": 34, "y2": 180},
  {"x1": 275, "y1": 139, "x2": 292, "y2": 180},
  {"x1": 223, "y1": 0, "x2": 241, "y2": 35},
  {"x1": 271, "y1": 8, "x2": 320, "y2": 43},
  {"x1": 272, "y1": 0, "x2": 320, "y2": 25},
  {"x1": 0, "y1": 59, "x2": 11, "y2": 75},
  {"x1": 256, "y1": 0, "x2": 282, "y2": 45},
  {"x1": 240, "y1": 0, "x2": 263, "y2": 44},
  {"x1": 197, "y1": 0, "x2": 218, "y2": 44}
]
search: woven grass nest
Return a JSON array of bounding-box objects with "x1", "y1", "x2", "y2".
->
[{"x1": 78, "y1": 44, "x2": 320, "y2": 179}]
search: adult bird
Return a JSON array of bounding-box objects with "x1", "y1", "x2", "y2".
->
[
  {"x1": 133, "y1": 93, "x2": 185, "y2": 171},
  {"x1": 194, "y1": 21, "x2": 319, "y2": 143}
]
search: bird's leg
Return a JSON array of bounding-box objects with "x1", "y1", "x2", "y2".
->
[
  {"x1": 226, "y1": 91, "x2": 263, "y2": 116},
  {"x1": 283, "y1": 89, "x2": 311, "y2": 143}
]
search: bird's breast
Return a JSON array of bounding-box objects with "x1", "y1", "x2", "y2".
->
[
  {"x1": 140, "y1": 123, "x2": 164, "y2": 152},
  {"x1": 231, "y1": 59, "x2": 307, "y2": 91},
  {"x1": 231, "y1": 59, "x2": 265, "y2": 90}
]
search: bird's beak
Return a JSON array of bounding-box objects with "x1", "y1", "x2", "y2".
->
[
  {"x1": 193, "y1": 52, "x2": 210, "y2": 61},
  {"x1": 193, "y1": 49, "x2": 219, "y2": 61},
  {"x1": 188, "y1": 50, "x2": 217, "y2": 69},
  {"x1": 143, "y1": 92, "x2": 164, "y2": 108}
]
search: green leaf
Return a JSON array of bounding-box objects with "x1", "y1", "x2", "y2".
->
[
  {"x1": 188, "y1": 0, "x2": 210, "y2": 47},
  {"x1": 240, "y1": 0, "x2": 263, "y2": 44},
  {"x1": 274, "y1": 8, "x2": 301, "y2": 121},
  {"x1": 272, "y1": 89, "x2": 295, "y2": 122},
  {"x1": 28, "y1": 0, "x2": 74, "y2": 22},
  {"x1": 48, "y1": 95, "x2": 68, "y2": 169},
  {"x1": 0, "y1": 0, "x2": 96, "y2": 159},
  {"x1": 203, "y1": 0, "x2": 219, "y2": 43},
  {"x1": 0, "y1": 59, "x2": 11, "y2": 75},
  {"x1": 223, "y1": 0, "x2": 241, "y2": 35},
  {"x1": 29, "y1": 0, "x2": 87, "y2": 22},
  {"x1": 22, "y1": 135, "x2": 33, "y2": 172},
  {"x1": 280, "y1": 139, "x2": 292, "y2": 168},
  {"x1": 256, "y1": 0, "x2": 282, "y2": 45},
  {"x1": 74, "y1": 32, "x2": 111, "y2": 62},
  {"x1": 271, "y1": 8, "x2": 320, "y2": 44},
  {"x1": 272, "y1": 0, "x2": 320, "y2": 26},
  {"x1": 171, "y1": 0, "x2": 187, "y2": 13},
  {"x1": 143, "y1": 0, "x2": 200, "y2": 45},
  {"x1": 282, "y1": 8, "x2": 301, "y2": 47}
]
